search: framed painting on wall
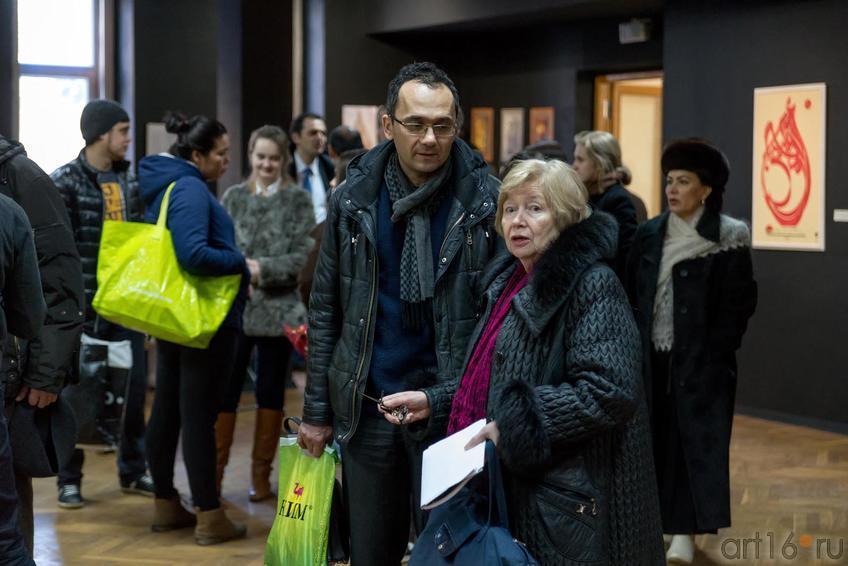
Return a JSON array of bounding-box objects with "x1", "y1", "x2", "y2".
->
[
  {"x1": 752, "y1": 83, "x2": 826, "y2": 251},
  {"x1": 529, "y1": 107, "x2": 555, "y2": 145},
  {"x1": 341, "y1": 104, "x2": 381, "y2": 149},
  {"x1": 470, "y1": 107, "x2": 495, "y2": 163},
  {"x1": 500, "y1": 107, "x2": 524, "y2": 164}
]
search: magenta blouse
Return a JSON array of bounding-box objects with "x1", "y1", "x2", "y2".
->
[{"x1": 447, "y1": 263, "x2": 529, "y2": 434}]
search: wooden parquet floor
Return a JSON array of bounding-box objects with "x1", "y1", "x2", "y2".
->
[{"x1": 30, "y1": 375, "x2": 848, "y2": 565}]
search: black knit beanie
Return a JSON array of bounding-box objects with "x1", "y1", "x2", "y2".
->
[{"x1": 80, "y1": 99, "x2": 129, "y2": 145}]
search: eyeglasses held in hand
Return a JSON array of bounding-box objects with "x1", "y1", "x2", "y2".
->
[
  {"x1": 391, "y1": 117, "x2": 457, "y2": 138},
  {"x1": 359, "y1": 390, "x2": 409, "y2": 424}
]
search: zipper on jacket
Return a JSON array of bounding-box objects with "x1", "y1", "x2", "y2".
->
[
  {"x1": 437, "y1": 212, "x2": 466, "y2": 267},
  {"x1": 539, "y1": 482, "x2": 598, "y2": 517},
  {"x1": 343, "y1": 242, "x2": 378, "y2": 443},
  {"x1": 352, "y1": 233, "x2": 361, "y2": 254}
]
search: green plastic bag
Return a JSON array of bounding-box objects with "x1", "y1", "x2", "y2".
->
[
  {"x1": 92, "y1": 182, "x2": 241, "y2": 348},
  {"x1": 265, "y1": 437, "x2": 338, "y2": 566}
]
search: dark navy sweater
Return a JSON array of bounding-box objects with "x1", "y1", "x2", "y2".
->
[
  {"x1": 364, "y1": 180, "x2": 452, "y2": 413},
  {"x1": 137, "y1": 154, "x2": 247, "y2": 330}
]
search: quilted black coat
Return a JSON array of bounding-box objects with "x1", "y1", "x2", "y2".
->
[
  {"x1": 51, "y1": 150, "x2": 143, "y2": 333},
  {"x1": 433, "y1": 212, "x2": 665, "y2": 565}
]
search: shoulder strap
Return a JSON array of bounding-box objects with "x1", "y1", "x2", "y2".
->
[
  {"x1": 155, "y1": 182, "x2": 178, "y2": 229},
  {"x1": 485, "y1": 440, "x2": 510, "y2": 528}
]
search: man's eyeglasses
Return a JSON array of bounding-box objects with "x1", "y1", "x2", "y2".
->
[{"x1": 391, "y1": 117, "x2": 457, "y2": 138}]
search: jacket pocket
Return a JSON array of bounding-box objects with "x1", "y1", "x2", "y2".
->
[{"x1": 533, "y1": 482, "x2": 607, "y2": 563}]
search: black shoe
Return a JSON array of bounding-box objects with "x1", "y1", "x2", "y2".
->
[
  {"x1": 57, "y1": 484, "x2": 84, "y2": 509},
  {"x1": 121, "y1": 474, "x2": 155, "y2": 497}
]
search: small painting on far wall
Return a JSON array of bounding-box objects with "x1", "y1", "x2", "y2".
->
[
  {"x1": 470, "y1": 107, "x2": 495, "y2": 163},
  {"x1": 529, "y1": 107, "x2": 555, "y2": 145},
  {"x1": 341, "y1": 105, "x2": 381, "y2": 149},
  {"x1": 500, "y1": 108, "x2": 525, "y2": 164}
]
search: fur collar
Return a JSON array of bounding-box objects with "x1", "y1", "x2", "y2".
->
[{"x1": 484, "y1": 211, "x2": 619, "y2": 336}]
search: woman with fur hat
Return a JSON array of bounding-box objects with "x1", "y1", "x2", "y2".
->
[{"x1": 625, "y1": 139, "x2": 758, "y2": 564}]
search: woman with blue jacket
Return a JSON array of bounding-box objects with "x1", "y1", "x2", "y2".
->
[{"x1": 137, "y1": 112, "x2": 248, "y2": 545}]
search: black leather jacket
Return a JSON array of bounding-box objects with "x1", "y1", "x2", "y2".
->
[{"x1": 304, "y1": 139, "x2": 502, "y2": 443}]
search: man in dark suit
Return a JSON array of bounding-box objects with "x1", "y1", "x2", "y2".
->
[{"x1": 288, "y1": 113, "x2": 334, "y2": 224}]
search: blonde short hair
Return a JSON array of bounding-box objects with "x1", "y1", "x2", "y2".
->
[
  {"x1": 574, "y1": 130, "x2": 631, "y2": 185},
  {"x1": 495, "y1": 159, "x2": 591, "y2": 236}
]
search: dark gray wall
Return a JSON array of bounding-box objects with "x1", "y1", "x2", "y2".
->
[
  {"x1": 130, "y1": 0, "x2": 219, "y2": 165},
  {"x1": 663, "y1": 0, "x2": 847, "y2": 428},
  {"x1": 325, "y1": 0, "x2": 662, "y2": 162},
  {"x1": 242, "y1": 0, "x2": 294, "y2": 165},
  {"x1": 122, "y1": 0, "x2": 263, "y2": 188}
]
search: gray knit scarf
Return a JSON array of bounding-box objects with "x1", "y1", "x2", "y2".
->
[{"x1": 384, "y1": 151, "x2": 453, "y2": 330}]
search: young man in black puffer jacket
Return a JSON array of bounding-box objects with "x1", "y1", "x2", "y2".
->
[{"x1": 50, "y1": 100, "x2": 152, "y2": 509}]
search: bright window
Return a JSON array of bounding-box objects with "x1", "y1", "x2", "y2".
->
[{"x1": 16, "y1": 0, "x2": 99, "y2": 173}]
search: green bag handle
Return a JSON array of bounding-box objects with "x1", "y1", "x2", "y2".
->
[{"x1": 152, "y1": 181, "x2": 178, "y2": 240}]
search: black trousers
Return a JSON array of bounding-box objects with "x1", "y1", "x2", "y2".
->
[
  {"x1": 0, "y1": 381, "x2": 34, "y2": 565},
  {"x1": 58, "y1": 329, "x2": 148, "y2": 487},
  {"x1": 341, "y1": 415, "x2": 424, "y2": 566},
  {"x1": 219, "y1": 333, "x2": 292, "y2": 412},
  {"x1": 145, "y1": 327, "x2": 238, "y2": 511}
]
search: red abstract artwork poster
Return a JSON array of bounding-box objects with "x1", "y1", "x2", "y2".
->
[{"x1": 752, "y1": 83, "x2": 826, "y2": 251}]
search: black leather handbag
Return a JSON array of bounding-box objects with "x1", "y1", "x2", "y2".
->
[{"x1": 410, "y1": 440, "x2": 539, "y2": 565}]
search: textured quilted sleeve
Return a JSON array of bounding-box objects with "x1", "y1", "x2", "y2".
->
[{"x1": 492, "y1": 267, "x2": 642, "y2": 473}]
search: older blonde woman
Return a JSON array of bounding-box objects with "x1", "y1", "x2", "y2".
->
[
  {"x1": 572, "y1": 130, "x2": 640, "y2": 276},
  {"x1": 383, "y1": 159, "x2": 664, "y2": 565}
]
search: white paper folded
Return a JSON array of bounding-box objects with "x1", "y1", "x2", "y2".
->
[{"x1": 420, "y1": 419, "x2": 486, "y2": 509}]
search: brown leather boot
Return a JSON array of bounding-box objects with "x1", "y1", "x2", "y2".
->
[
  {"x1": 215, "y1": 412, "x2": 237, "y2": 495},
  {"x1": 194, "y1": 507, "x2": 247, "y2": 545},
  {"x1": 152, "y1": 495, "x2": 196, "y2": 532},
  {"x1": 249, "y1": 408, "x2": 284, "y2": 502}
]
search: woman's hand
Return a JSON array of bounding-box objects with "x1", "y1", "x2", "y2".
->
[
  {"x1": 246, "y1": 258, "x2": 261, "y2": 284},
  {"x1": 379, "y1": 391, "x2": 430, "y2": 426},
  {"x1": 465, "y1": 420, "x2": 500, "y2": 450}
]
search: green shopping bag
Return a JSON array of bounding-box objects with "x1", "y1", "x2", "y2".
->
[
  {"x1": 92, "y1": 182, "x2": 241, "y2": 348},
  {"x1": 265, "y1": 436, "x2": 338, "y2": 566}
]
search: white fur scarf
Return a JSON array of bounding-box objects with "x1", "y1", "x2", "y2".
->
[{"x1": 651, "y1": 208, "x2": 751, "y2": 351}]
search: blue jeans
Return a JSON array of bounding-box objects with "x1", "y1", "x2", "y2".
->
[{"x1": 0, "y1": 381, "x2": 35, "y2": 565}]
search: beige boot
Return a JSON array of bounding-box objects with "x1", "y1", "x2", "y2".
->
[
  {"x1": 194, "y1": 507, "x2": 247, "y2": 545},
  {"x1": 151, "y1": 496, "x2": 197, "y2": 532},
  {"x1": 215, "y1": 412, "x2": 237, "y2": 495},
  {"x1": 666, "y1": 534, "x2": 695, "y2": 564},
  {"x1": 249, "y1": 408, "x2": 283, "y2": 502}
]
